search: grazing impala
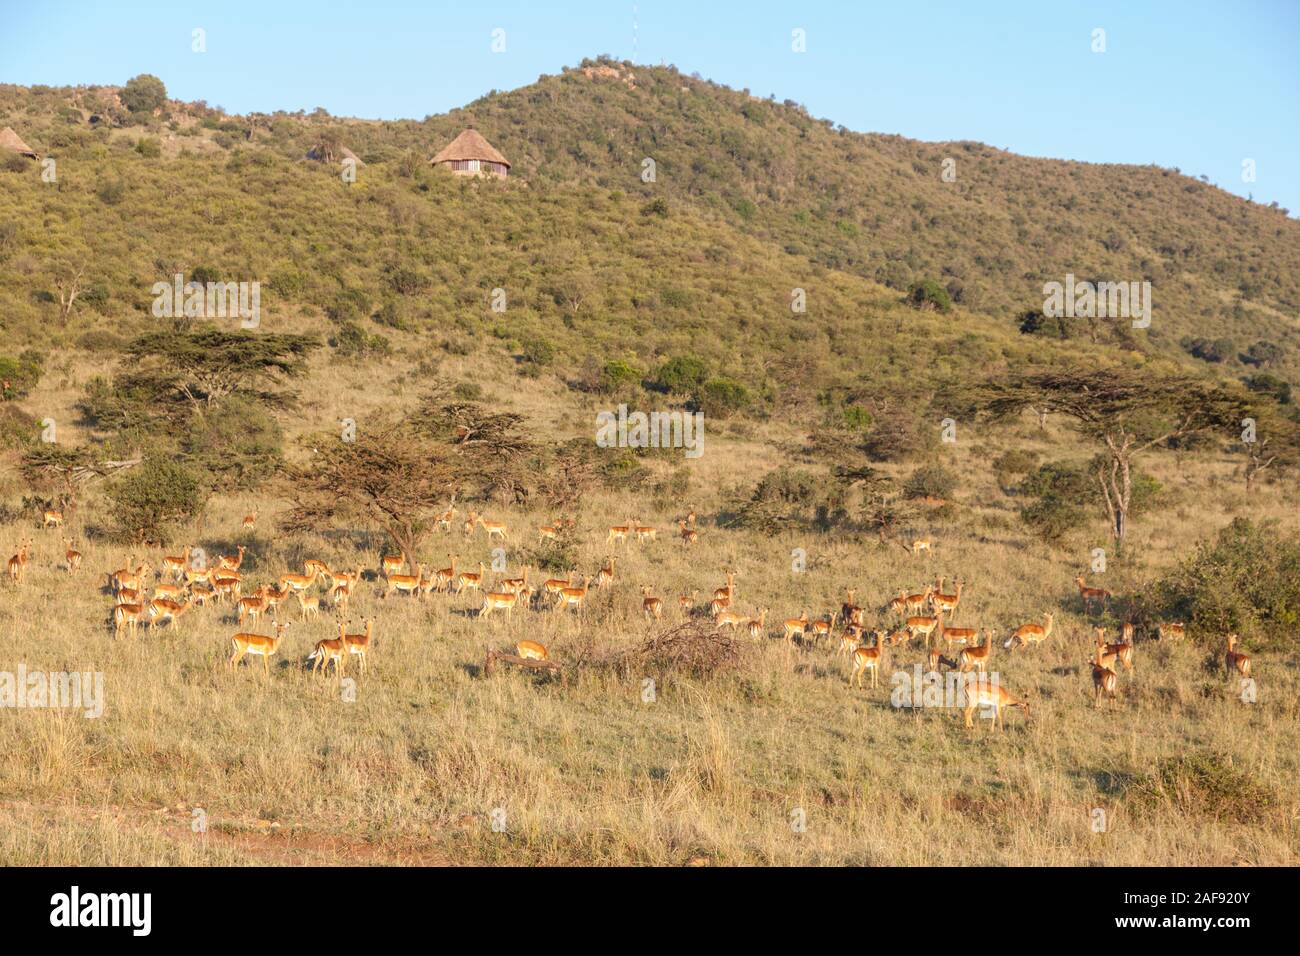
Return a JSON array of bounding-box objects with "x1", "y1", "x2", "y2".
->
[
  {"x1": 1157, "y1": 622, "x2": 1186, "y2": 642},
  {"x1": 148, "y1": 597, "x2": 193, "y2": 630},
  {"x1": 308, "y1": 622, "x2": 347, "y2": 678},
  {"x1": 963, "y1": 680, "x2": 1030, "y2": 730},
  {"x1": 596, "y1": 556, "x2": 616, "y2": 589},
  {"x1": 641, "y1": 586, "x2": 663, "y2": 622},
  {"x1": 554, "y1": 576, "x2": 592, "y2": 614},
  {"x1": 745, "y1": 608, "x2": 768, "y2": 640},
  {"x1": 304, "y1": 559, "x2": 331, "y2": 580},
  {"x1": 1005, "y1": 613, "x2": 1054, "y2": 651},
  {"x1": 384, "y1": 564, "x2": 425, "y2": 599},
  {"x1": 42, "y1": 508, "x2": 63, "y2": 529},
  {"x1": 958, "y1": 630, "x2": 995, "y2": 673},
  {"x1": 161, "y1": 546, "x2": 191, "y2": 579},
  {"x1": 62, "y1": 538, "x2": 82, "y2": 573},
  {"x1": 343, "y1": 619, "x2": 375, "y2": 672},
  {"x1": 229, "y1": 622, "x2": 291, "y2": 675},
  {"x1": 1225, "y1": 634, "x2": 1252, "y2": 679},
  {"x1": 480, "y1": 589, "x2": 520, "y2": 619},
  {"x1": 113, "y1": 601, "x2": 147, "y2": 638},
  {"x1": 1090, "y1": 645, "x2": 1119, "y2": 708},
  {"x1": 783, "y1": 611, "x2": 810, "y2": 643},
  {"x1": 516, "y1": 640, "x2": 549, "y2": 661},
  {"x1": 454, "y1": 562, "x2": 486, "y2": 595},
  {"x1": 850, "y1": 632, "x2": 886, "y2": 688},
  {"x1": 1075, "y1": 575, "x2": 1111, "y2": 614}
]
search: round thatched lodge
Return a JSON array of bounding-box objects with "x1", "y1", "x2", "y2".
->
[
  {"x1": 430, "y1": 128, "x2": 509, "y2": 178},
  {"x1": 0, "y1": 127, "x2": 40, "y2": 160}
]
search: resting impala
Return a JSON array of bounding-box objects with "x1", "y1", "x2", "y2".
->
[
  {"x1": 554, "y1": 576, "x2": 592, "y2": 614},
  {"x1": 596, "y1": 556, "x2": 616, "y2": 589},
  {"x1": 62, "y1": 538, "x2": 82, "y2": 573},
  {"x1": 607, "y1": 520, "x2": 633, "y2": 546},
  {"x1": 1005, "y1": 613, "x2": 1054, "y2": 651},
  {"x1": 1075, "y1": 575, "x2": 1111, "y2": 614},
  {"x1": 343, "y1": 619, "x2": 375, "y2": 672},
  {"x1": 783, "y1": 611, "x2": 810, "y2": 643},
  {"x1": 308, "y1": 622, "x2": 347, "y2": 678},
  {"x1": 850, "y1": 632, "x2": 886, "y2": 688},
  {"x1": 745, "y1": 608, "x2": 768, "y2": 640},
  {"x1": 229, "y1": 622, "x2": 291, "y2": 675},
  {"x1": 42, "y1": 508, "x2": 63, "y2": 529},
  {"x1": 1157, "y1": 622, "x2": 1186, "y2": 642},
  {"x1": 480, "y1": 589, "x2": 519, "y2": 619},
  {"x1": 963, "y1": 680, "x2": 1029, "y2": 729},
  {"x1": 454, "y1": 562, "x2": 486, "y2": 595},
  {"x1": 958, "y1": 630, "x2": 995, "y2": 673},
  {"x1": 1090, "y1": 645, "x2": 1119, "y2": 708},
  {"x1": 516, "y1": 640, "x2": 548, "y2": 661},
  {"x1": 476, "y1": 515, "x2": 509, "y2": 541},
  {"x1": 641, "y1": 586, "x2": 663, "y2": 622},
  {"x1": 113, "y1": 601, "x2": 147, "y2": 638},
  {"x1": 161, "y1": 546, "x2": 191, "y2": 579},
  {"x1": 384, "y1": 564, "x2": 425, "y2": 599},
  {"x1": 1225, "y1": 634, "x2": 1251, "y2": 679},
  {"x1": 217, "y1": 546, "x2": 246, "y2": 572}
]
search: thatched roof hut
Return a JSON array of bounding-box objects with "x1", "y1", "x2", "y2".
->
[
  {"x1": 306, "y1": 143, "x2": 362, "y2": 165},
  {"x1": 431, "y1": 128, "x2": 509, "y2": 178},
  {"x1": 0, "y1": 127, "x2": 39, "y2": 160}
]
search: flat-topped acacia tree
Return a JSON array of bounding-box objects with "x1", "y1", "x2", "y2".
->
[{"x1": 973, "y1": 366, "x2": 1254, "y2": 541}]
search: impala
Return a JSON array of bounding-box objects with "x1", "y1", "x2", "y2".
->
[
  {"x1": 114, "y1": 587, "x2": 143, "y2": 607},
  {"x1": 850, "y1": 632, "x2": 886, "y2": 688},
  {"x1": 384, "y1": 564, "x2": 425, "y2": 599},
  {"x1": 10, "y1": 539, "x2": 33, "y2": 582},
  {"x1": 304, "y1": 559, "x2": 331, "y2": 579},
  {"x1": 958, "y1": 630, "x2": 995, "y2": 673},
  {"x1": 679, "y1": 521, "x2": 698, "y2": 546},
  {"x1": 308, "y1": 622, "x2": 347, "y2": 678},
  {"x1": 229, "y1": 622, "x2": 291, "y2": 675},
  {"x1": 190, "y1": 583, "x2": 215, "y2": 607},
  {"x1": 841, "y1": 591, "x2": 864, "y2": 628},
  {"x1": 606, "y1": 520, "x2": 633, "y2": 547},
  {"x1": 1095, "y1": 627, "x2": 1134, "y2": 671},
  {"x1": 500, "y1": 565, "x2": 529, "y2": 594},
  {"x1": 516, "y1": 640, "x2": 549, "y2": 661},
  {"x1": 237, "y1": 587, "x2": 270, "y2": 627},
  {"x1": 963, "y1": 680, "x2": 1030, "y2": 729},
  {"x1": 380, "y1": 553, "x2": 406, "y2": 577},
  {"x1": 783, "y1": 611, "x2": 810, "y2": 643},
  {"x1": 838, "y1": 627, "x2": 863, "y2": 657},
  {"x1": 476, "y1": 515, "x2": 509, "y2": 541},
  {"x1": 113, "y1": 601, "x2": 147, "y2": 638},
  {"x1": 62, "y1": 538, "x2": 82, "y2": 573},
  {"x1": 435, "y1": 500, "x2": 459, "y2": 533},
  {"x1": 887, "y1": 591, "x2": 908, "y2": 617},
  {"x1": 714, "y1": 606, "x2": 748, "y2": 630},
  {"x1": 426, "y1": 555, "x2": 457, "y2": 594},
  {"x1": 596, "y1": 556, "x2": 616, "y2": 589},
  {"x1": 42, "y1": 507, "x2": 64, "y2": 529},
  {"x1": 910, "y1": 537, "x2": 932, "y2": 556},
  {"x1": 329, "y1": 579, "x2": 352, "y2": 611},
  {"x1": 296, "y1": 590, "x2": 321, "y2": 620},
  {"x1": 343, "y1": 619, "x2": 375, "y2": 672},
  {"x1": 1225, "y1": 634, "x2": 1252, "y2": 679},
  {"x1": 1090, "y1": 645, "x2": 1119, "y2": 708},
  {"x1": 241, "y1": 511, "x2": 257, "y2": 530},
  {"x1": 454, "y1": 562, "x2": 486, "y2": 595},
  {"x1": 1004, "y1": 613, "x2": 1054, "y2": 651},
  {"x1": 905, "y1": 611, "x2": 942, "y2": 647},
  {"x1": 641, "y1": 586, "x2": 663, "y2": 622},
  {"x1": 712, "y1": 570, "x2": 736, "y2": 603},
  {"x1": 1157, "y1": 622, "x2": 1186, "y2": 642},
  {"x1": 553, "y1": 577, "x2": 592, "y2": 614},
  {"x1": 745, "y1": 608, "x2": 768, "y2": 640},
  {"x1": 114, "y1": 561, "x2": 152, "y2": 595},
  {"x1": 148, "y1": 597, "x2": 193, "y2": 630},
  {"x1": 217, "y1": 546, "x2": 246, "y2": 572},
  {"x1": 480, "y1": 589, "x2": 519, "y2": 619},
  {"x1": 212, "y1": 576, "x2": 242, "y2": 604},
  {"x1": 161, "y1": 546, "x2": 191, "y2": 579},
  {"x1": 538, "y1": 520, "x2": 562, "y2": 544},
  {"x1": 152, "y1": 582, "x2": 187, "y2": 603},
  {"x1": 183, "y1": 566, "x2": 212, "y2": 588},
  {"x1": 941, "y1": 623, "x2": 979, "y2": 648},
  {"x1": 903, "y1": 587, "x2": 933, "y2": 615},
  {"x1": 280, "y1": 570, "x2": 319, "y2": 593},
  {"x1": 885, "y1": 628, "x2": 913, "y2": 647},
  {"x1": 1075, "y1": 575, "x2": 1111, "y2": 614},
  {"x1": 678, "y1": 590, "x2": 698, "y2": 614},
  {"x1": 708, "y1": 594, "x2": 732, "y2": 618},
  {"x1": 263, "y1": 583, "x2": 292, "y2": 618},
  {"x1": 932, "y1": 580, "x2": 964, "y2": 615},
  {"x1": 811, "y1": 611, "x2": 838, "y2": 643},
  {"x1": 541, "y1": 571, "x2": 573, "y2": 601},
  {"x1": 632, "y1": 520, "x2": 657, "y2": 543}
]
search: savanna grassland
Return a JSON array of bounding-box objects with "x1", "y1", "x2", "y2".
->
[{"x1": 0, "y1": 63, "x2": 1298, "y2": 866}]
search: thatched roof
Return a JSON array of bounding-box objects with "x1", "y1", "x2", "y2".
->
[
  {"x1": 0, "y1": 127, "x2": 39, "y2": 159},
  {"x1": 305, "y1": 143, "x2": 362, "y2": 164},
  {"x1": 431, "y1": 128, "x2": 509, "y2": 167}
]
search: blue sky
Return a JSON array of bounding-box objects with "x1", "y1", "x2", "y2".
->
[{"x1": 3, "y1": 0, "x2": 1297, "y2": 212}]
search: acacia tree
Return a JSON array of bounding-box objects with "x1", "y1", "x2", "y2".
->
[
  {"x1": 973, "y1": 366, "x2": 1252, "y2": 540},
  {"x1": 125, "y1": 328, "x2": 319, "y2": 408},
  {"x1": 1240, "y1": 408, "x2": 1300, "y2": 493},
  {"x1": 280, "y1": 421, "x2": 460, "y2": 569}
]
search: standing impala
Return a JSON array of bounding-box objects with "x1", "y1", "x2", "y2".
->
[
  {"x1": 454, "y1": 562, "x2": 486, "y2": 595},
  {"x1": 42, "y1": 507, "x2": 63, "y2": 529},
  {"x1": 308, "y1": 621, "x2": 347, "y2": 678},
  {"x1": 641, "y1": 586, "x2": 663, "y2": 622},
  {"x1": 1224, "y1": 634, "x2": 1252, "y2": 679},
  {"x1": 963, "y1": 681, "x2": 1029, "y2": 730},
  {"x1": 714, "y1": 606, "x2": 748, "y2": 631},
  {"x1": 745, "y1": 608, "x2": 768, "y2": 640},
  {"x1": 343, "y1": 619, "x2": 375, "y2": 672},
  {"x1": 782, "y1": 611, "x2": 810, "y2": 643},
  {"x1": 1090, "y1": 644, "x2": 1119, "y2": 708},
  {"x1": 607, "y1": 520, "x2": 633, "y2": 547},
  {"x1": 678, "y1": 521, "x2": 697, "y2": 546},
  {"x1": 62, "y1": 537, "x2": 82, "y2": 573},
  {"x1": 850, "y1": 632, "x2": 886, "y2": 688},
  {"x1": 905, "y1": 610, "x2": 942, "y2": 648},
  {"x1": 903, "y1": 587, "x2": 933, "y2": 616},
  {"x1": 1095, "y1": 627, "x2": 1134, "y2": 671},
  {"x1": 958, "y1": 630, "x2": 995, "y2": 673},
  {"x1": 713, "y1": 570, "x2": 736, "y2": 604},
  {"x1": 1075, "y1": 575, "x2": 1111, "y2": 614},
  {"x1": 113, "y1": 601, "x2": 147, "y2": 638},
  {"x1": 554, "y1": 576, "x2": 592, "y2": 615},
  {"x1": 931, "y1": 580, "x2": 964, "y2": 616},
  {"x1": 217, "y1": 546, "x2": 246, "y2": 572},
  {"x1": 384, "y1": 564, "x2": 425, "y2": 599},
  {"x1": 632, "y1": 520, "x2": 657, "y2": 543},
  {"x1": 476, "y1": 515, "x2": 509, "y2": 541},
  {"x1": 229, "y1": 622, "x2": 291, "y2": 675},
  {"x1": 161, "y1": 546, "x2": 191, "y2": 580},
  {"x1": 480, "y1": 589, "x2": 519, "y2": 619},
  {"x1": 380, "y1": 553, "x2": 406, "y2": 578},
  {"x1": 596, "y1": 556, "x2": 616, "y2": 589}
]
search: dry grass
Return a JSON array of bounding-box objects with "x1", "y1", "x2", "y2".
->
[{"x1": 1, "y1": 348, "x2": 1297, "y2": 866}]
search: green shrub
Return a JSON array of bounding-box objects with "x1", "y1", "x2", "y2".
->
[
  {"x1": 693, "y1": 377, "x2": 750, "y2": 418},
  {"x1": 903, "y1": 464, "x2": 957, "y2": 500},
  {"x1": 134, "y1": 137, "x2": 161, "y2": 157},
  {"x1": 906, "y1": 278, "x2": 952, "y2": 313},
  {"x1": 120, "y1": 74, "x2": 167, "y2": 114},
  {"x1": 599, "y1": 359, "x2": 641, "y2": 393},
  {"x1": 1128, "y1": 753, "x2": 1277, "y2": 824},
  {"x1": 0, "y1": 352, "x2": 44, "y2": 399},
  {"x1": 654, "y1": 356, "x2": 708, "y2": 394},
  {"x1": 106, "y1": 458, "x2": 204, "y2": 543},
  {"x1": 520, "y1": 336, "x2": 556, "y2": 366}
]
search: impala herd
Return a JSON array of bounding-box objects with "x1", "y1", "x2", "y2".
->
[{"x1": 4, "y1": 505, "x2": 1259, "y2": 728}]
